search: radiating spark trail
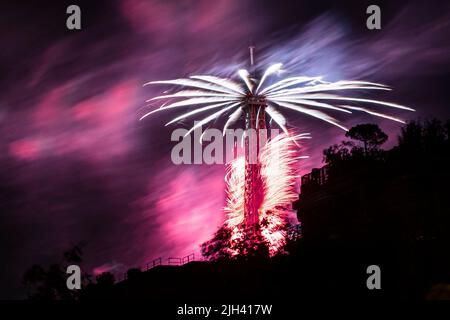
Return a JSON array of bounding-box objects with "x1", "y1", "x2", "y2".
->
[
  {"x1": 165, "y1": 101, "x2": 232, "y2": 126},
  {"x1": 184, "y1": 102, "x2": 241, "y2": 138},
  {"x1": 238, "y1": 69, "x2": 253, "y2": 93},
  {"x1": 223, "y1": 107, "x2": 243, "y2": 135},
  {"x1": 255, "y1": 63, "x2": 283, "y2": 93}
]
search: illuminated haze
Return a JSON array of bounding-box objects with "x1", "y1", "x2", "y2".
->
[{"x1": 0, "y1": 0, "x2": 450, "y2": 298}]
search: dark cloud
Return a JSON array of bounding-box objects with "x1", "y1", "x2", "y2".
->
[{"x1": 1, "y1": 0, "x2": 449, "y2": 298}]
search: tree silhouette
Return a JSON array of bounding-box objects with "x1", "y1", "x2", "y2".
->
[
  {"x1": 201, "y1": 224, "x2": 271, "y2": 261},
  {"x1": 323, "y1": 143, "x2": 352, "y2": 164},
  {"x1": 397, "y1": 120, "x2": 423, "y2": 152},
  {"x1": 201, "y1": 226, "x2": 235, "y2": 261},
  {"x1": 345, "y1": 123, "x2": 388, "y2": 155},
  {"x1": 22, "y1": 244, "x2": 89, "y2": 300},
  {"x1": 63, "y1": 245, "x2": 83, "y2": 264},
  {"x1": 126, "y1": 268, "x2": 142, "y2": 281},
  {"x1": 96, "y1": 272, "x2": 115, "y2": 287},
  {"x1": 323, "y1": 124, "x2": 388, "y2": 169}
]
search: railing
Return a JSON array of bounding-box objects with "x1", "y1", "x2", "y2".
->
[
  {"x1": 182, "y1": 253, "x2": 195, "y2": 264},
  {"x1": 117, "y1": 253, "x2": 200, "y2": 281},
  {"x1": 167, "y1": 257, "x2": 182, "y2": 265},
  {"x1": 146, "y1": 257, "x2": 162, "y2": 270},
  {"x1": 152, "y1": 253, "x2": 199, "y2": 268}
]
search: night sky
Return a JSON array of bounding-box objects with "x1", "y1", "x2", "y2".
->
[{"x1": 1, "y1": 0, "x2": 450, "y2": 298}]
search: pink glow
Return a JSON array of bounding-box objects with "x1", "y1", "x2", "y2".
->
[
  {"x1": 8, "y1": 81, "x2": 138, "y2": 162},
  {"x1": 92, "y1": 262, "x2": 125, "y2": 276},
  {"x1": 9, "y1": 139, "x2": 41, "y2": 160}
]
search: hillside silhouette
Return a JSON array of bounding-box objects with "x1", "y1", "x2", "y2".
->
[{"x1": 23, "y1": 119, "x2": 450, "y2": 300}]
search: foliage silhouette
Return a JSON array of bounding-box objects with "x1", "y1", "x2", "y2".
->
[
  {"x1": 345, "y1": 123, "x2": 388, "y2": 155},
  {"x1": 201, "y1": 224, "x2": 271, "y2": 261},
  {"x1": 126, "y1": 268, "x2": 142, "y2": 281},
  {"x1": 22, "y1": 244, "x2": 89, "y2": 300},
  {"x1": 96, "y1": 272, "x2": 115, "y2": 287},
  {"x1": 297, "y1": 119, "x2": 450, "y2": 298}
]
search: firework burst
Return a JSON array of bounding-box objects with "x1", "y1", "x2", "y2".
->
[
  {"x1": 143, "y1": 61, "x2": 414, "y2": 257},
  {"x1": 141, "y1": 63, "x2": 414, "y2": 135}
]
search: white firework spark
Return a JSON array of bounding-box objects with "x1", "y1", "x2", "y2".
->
[
  {"x1": 223, "y1": 132, "x2": 310, "y2": 255},
  {"x1": 141, "y1": 63, "x2": 414, "y2": 134}
]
